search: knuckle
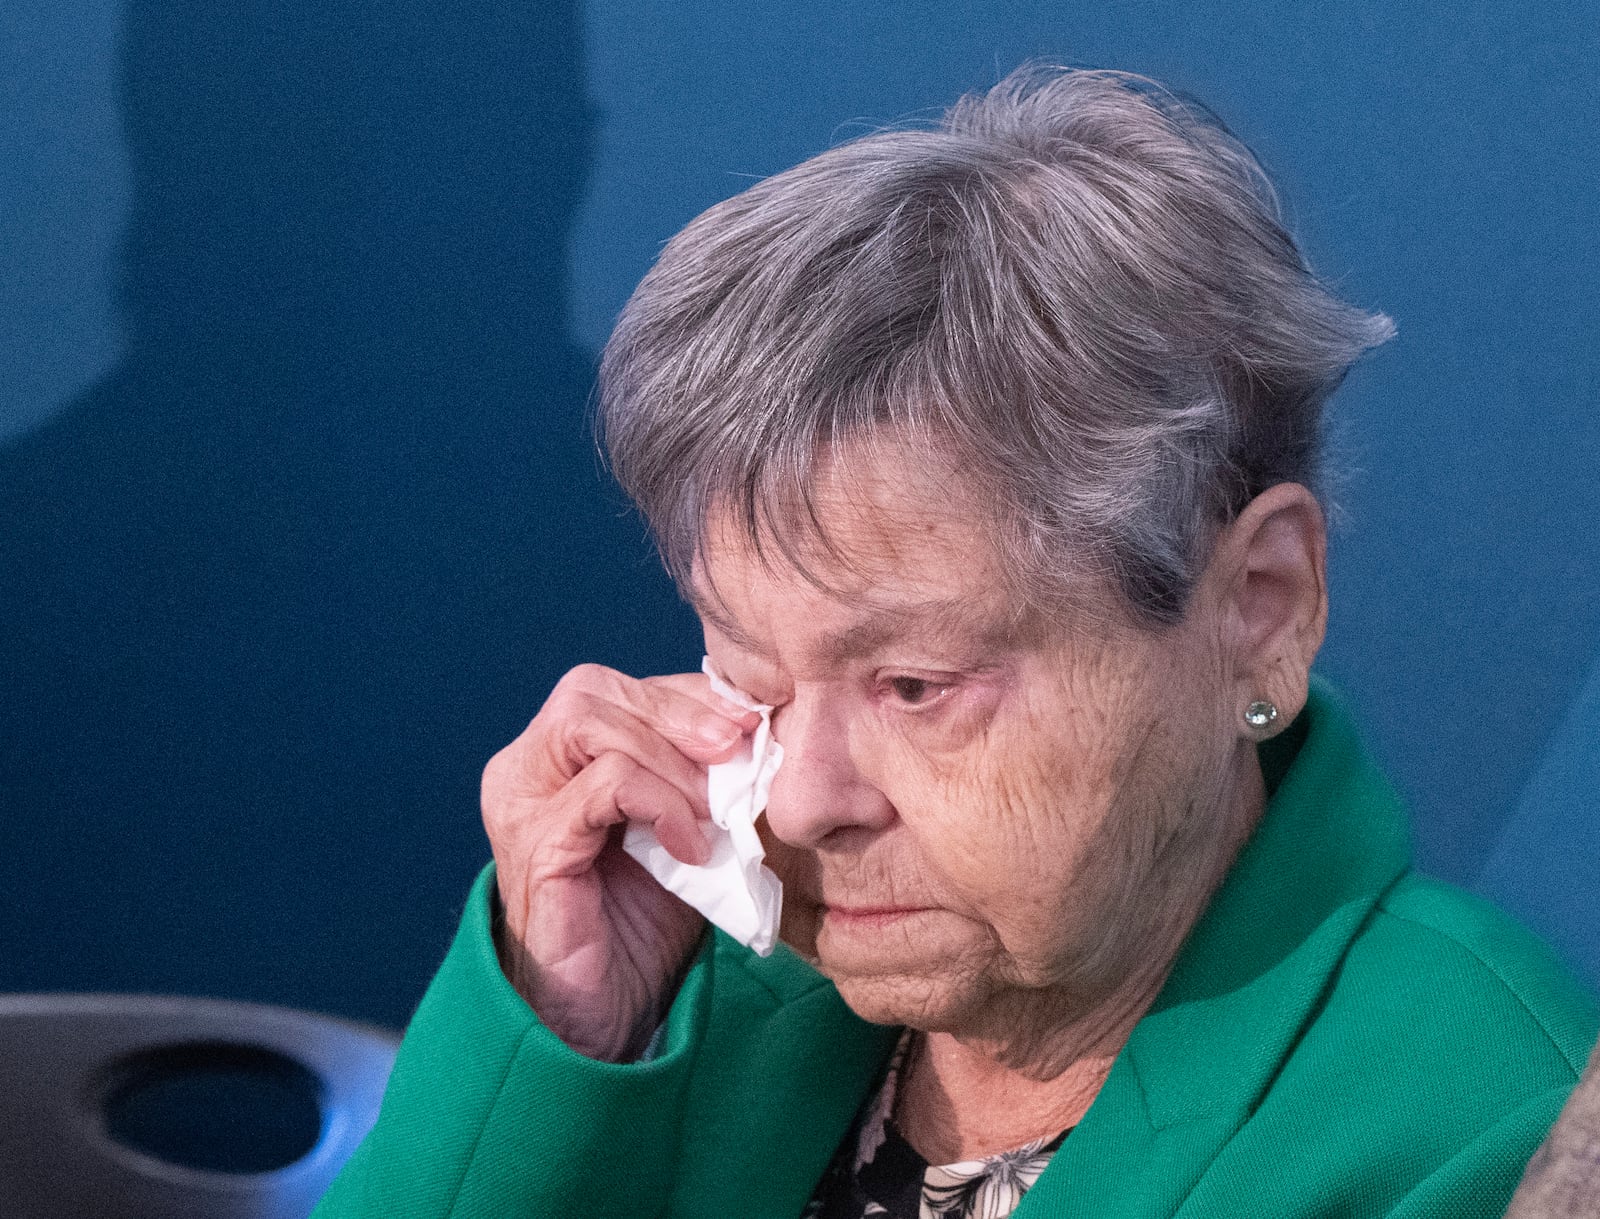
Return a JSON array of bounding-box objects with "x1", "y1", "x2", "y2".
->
[
  {"x1": 560, "y1": 662, "x2": 620, "y2": 696},
  {"x1": 585, "y1": 749, "x2": 636, "y2": 789},
  {"x1": 480, "y1": 723, "x2": 558, "y2": 821},
  {"x1": 479, "y1": 754, "x2": 522, "y2": 832},
  {"x1": 539, "y1": 681, "x2": 583, "y2": 722},
  {"x1": 480, "y1": 743, "x2": 514, "y2": 799},
  {"x1": 543, "y1": 668, "x2": 628, "y2": 731}
]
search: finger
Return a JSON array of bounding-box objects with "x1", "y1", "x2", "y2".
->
[
  {"x1": 540, "y1": 751, "x2": 710, "y2": 871},
  {"x1": 550, "y1": 687, "x2": 707, "y2": 803},
  {"x1": 644, "y1": 670, "x2": 765, "y2": 725},
  {"x1": 489, "y1": 698, "x2": 714, "y2": 831},
  {"x1": 557, "y1": 665, "x2": 756, "y2": 762},
  {"x1": 611, "y1": 760, "x2": 713, "y2": 867},
  {"x1": 606, "y1": 667, "x2": 759, "y2": 751}
]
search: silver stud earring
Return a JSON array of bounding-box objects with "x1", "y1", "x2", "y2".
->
[{"x1": 1244, "y1": 700, "x2": 1279, "y2": 730}]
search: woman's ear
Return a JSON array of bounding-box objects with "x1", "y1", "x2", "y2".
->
[{"x1": 1208, "y1": 482, "x2": 1328, "y2": 736}]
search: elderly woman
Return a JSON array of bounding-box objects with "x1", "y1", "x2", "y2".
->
[{"x1": 316, "y1": 68, "x2": 1596, "y2": 1218}]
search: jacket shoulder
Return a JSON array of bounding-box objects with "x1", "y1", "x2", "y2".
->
[
  {"x1": 1364, "y1": 873, "x2": 1598, "y2": 1076},
  {"x1": 1175, "y1": 877, "x2": 1597, "y2": 1216}
]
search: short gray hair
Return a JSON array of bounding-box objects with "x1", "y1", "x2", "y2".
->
[{"x1": 598, "y1": 65, "x2": 1393, "y2": 626}]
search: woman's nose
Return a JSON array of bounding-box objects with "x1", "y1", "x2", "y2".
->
[{"x1": 762, "y1": 695, "x2": 894, "y2": 848}]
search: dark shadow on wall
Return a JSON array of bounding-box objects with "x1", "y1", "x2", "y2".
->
[{"x1": 0, "y1": 0, "x2": 699, "y2": 1027}]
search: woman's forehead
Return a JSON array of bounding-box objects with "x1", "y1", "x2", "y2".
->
[
  {"x1": 690, "y1": 497, "x2": 1055, "y2": 669},
  {"x1": 705, "y1": 437, "x2": 984, "y2": 568},
  {"x1": 687, "y1": 435, "x2": 1123, "y2": 655},
  {"x1": 697, "y1": 465, "x2": 995, "y2": 601}
]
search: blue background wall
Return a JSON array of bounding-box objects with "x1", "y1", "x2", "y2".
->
[{"x1": 3, "y1": 0, "x2": 1596, "y2": 1027}]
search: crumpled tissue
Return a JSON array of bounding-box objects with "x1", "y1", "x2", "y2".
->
[{"x1": 622, "y1": 658, "x2": 784, "y2": 955}]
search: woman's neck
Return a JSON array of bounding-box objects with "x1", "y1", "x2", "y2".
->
[
  {"x1": 894, "y1": 1028, "x2": 1116, "y2": 1163},
  {"x1": 892, "y1": 962, "x2": 1153, "y2": 1163}
]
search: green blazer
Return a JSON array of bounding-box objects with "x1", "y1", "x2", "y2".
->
[{"x1": 315, "y1": 682, "x2": 1598, "y2": 1217}]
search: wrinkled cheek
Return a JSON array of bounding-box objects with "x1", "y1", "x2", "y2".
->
[
  {"x1": 985, "y1": 906, "x2": 1091, "y2": 987},
  {"x1": 923, "y1": 763, "x2": 1104, "y2": 975},
  {"x1": 929, "y1": 754, "x2": 1075, "y2": 872}
]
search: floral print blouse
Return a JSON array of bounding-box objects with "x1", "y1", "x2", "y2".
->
[{"x1": 802, "y1": 1033, "x2": 1070, "y2": 1219}]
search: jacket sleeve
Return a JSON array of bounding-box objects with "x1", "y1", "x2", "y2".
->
[{"x1": 312, "y1": 865, "x2": 715, "y2": 1219}]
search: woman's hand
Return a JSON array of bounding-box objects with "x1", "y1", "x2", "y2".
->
[{"x1": 481, "y1": 663, "x2": 758, "y2": 1062}]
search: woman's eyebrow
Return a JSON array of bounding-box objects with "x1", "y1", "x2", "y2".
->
[
  {"x1": 690, "y1": 596, "x2": 777, "y2": 658},
  {"x1": 694, "y1": 591, "x2": 1011, "y2": 665},
  {"x1": 815, "y1": 599, "x2": 1007, "y2": 662}
]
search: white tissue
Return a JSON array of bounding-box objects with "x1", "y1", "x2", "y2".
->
[{"x1": 622, "y1": 658, "x2": 785, "y2": 955}]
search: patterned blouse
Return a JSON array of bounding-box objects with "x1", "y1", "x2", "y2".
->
[{"x1": 802, "y1": 1033, "x2": 1071, "y2": 1219}]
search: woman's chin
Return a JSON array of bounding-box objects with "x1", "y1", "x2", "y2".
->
[
  {"x1": 810, "y1": 924, "x2": 993, "y2": 1030},
  {"x1": 826, "y1": 968, "x2": 981, "y2": 1031}
]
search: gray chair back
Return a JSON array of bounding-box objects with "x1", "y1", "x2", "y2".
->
[{"x1": 0, "y1": 993, "x2": 398, "y2": 1219}]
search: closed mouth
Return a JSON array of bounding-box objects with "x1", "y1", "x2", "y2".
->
[{"x1": 823, "y1": 904, "x2": 933, "y2": 921}]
